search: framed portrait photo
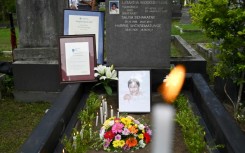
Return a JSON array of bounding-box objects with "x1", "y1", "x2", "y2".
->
[
  {"x1": 118, "y1": 70, "x2": 151, "y2": 113},
  {"x1": 63, "y1": 9, "x2": 104, "y2": 64},
  {"x1": 59, "y1": 35, "x2": 97, "y2": 83}
]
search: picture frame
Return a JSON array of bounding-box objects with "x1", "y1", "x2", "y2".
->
[
  {"x1": 59, "y1": 35, "x2": 97, "y2": 83},
  {"x1": 63, "y1": 9, "x2": 104, "y2": 64},
  {"x1": 118, "y1": 70, "x2": 151, "y2": 113},
  {"x1": 109, "y1": 1, "x2": 120, "y2": 14}
]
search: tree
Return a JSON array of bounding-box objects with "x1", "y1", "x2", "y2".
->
[
  {"x1": 0, "y1": 0, "x2": 16, "y2": 22},
  {"x1": 190, "y1": 0, "x2": 245, "y2": 116}
]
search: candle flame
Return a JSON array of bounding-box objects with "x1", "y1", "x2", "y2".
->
[{"x1": 158, "y1": 65, "x2": 186, "y2": 103}]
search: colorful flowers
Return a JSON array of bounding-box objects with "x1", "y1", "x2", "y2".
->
[{"x1": 100, "y1": 116, "x2": 152, "y2": 152}]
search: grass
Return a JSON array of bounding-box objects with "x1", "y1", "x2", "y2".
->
[
  {"x1": 0, "y1": 98, "x2": 50, "y2": 153},
  {"x1": 171, "y1": 20, "x2": 213, "y2": 47},
  {"x1": 0, "y1": 28, "x2": 19, "y2": 51}
]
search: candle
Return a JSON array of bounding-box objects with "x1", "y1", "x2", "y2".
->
[
  {"x1": 100, "y1": 104, "x2": 103, "y2": 124},
  {"x1": 62, "y1": 149, "x2": 65, "y2": 153},
  {"x1": 73, "y1": 133, "x2": 77, "y2": 149},
  {"x1": 105, "y1": 100, "x2": 108, "y2": 117},
  {"x1": 104, "y1": 111, "x2": 107, "y2": 122},
  {"x1": 89, "y1": 126, "x2": 92, "y2": 139},
  {"x1": 152, "y1": 104, "x2": 175, "y2": 153},
  {"x1": 117, "y1": 109, "x2": 119, "y2": 118},
  {"x1": 96, "y1": 112, "x2": 99, "y2": 126},
  {"x1": 80, "y1": 127, "x2": 84, "y2": 139},
  {"x1": 110, "y1": 105, "x2": 113, "y2": 117}
]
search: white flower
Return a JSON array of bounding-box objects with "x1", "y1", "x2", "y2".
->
[
  {"x1": 109, "y1": 120, "x2": 115, "y2": 126},
  {"x1": 138, "y1": 124, "x2": 145, "y2": 130},
  {"x1": 94, "y1": 65, "x2": 107, "y2": 75},
  {"x1": 100, "y1": 127, "x2": 106, "y2": 139},
  {"x1": 94, "y1": 73, "x2": 100, "y2": 77},
  {"x1": 139, "y1": 140, "x2": 146, "y2": 148},
  {"x1": 99, "y1": 76, "x2": 107, "y2": 80}
]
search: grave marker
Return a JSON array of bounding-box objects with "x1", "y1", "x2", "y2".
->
[{"x1": 106, "y1": 0, "x2": 172, "y2": 68}]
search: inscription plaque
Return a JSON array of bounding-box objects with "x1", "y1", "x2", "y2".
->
[{"x1": 106, "y1": 0, "x2": 172, "y2": 68}]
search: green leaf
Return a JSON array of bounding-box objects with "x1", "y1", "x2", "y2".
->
[{"x1": 104, "y1": 85, "x2": 112, "y2": 96}]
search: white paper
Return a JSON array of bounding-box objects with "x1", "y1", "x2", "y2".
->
[
  {"x1": 69, "y1": 15, "x2": 99, "y2": 59},
  {"x1": 65, "y1": 42, "x2": 90, "y2": 76}
]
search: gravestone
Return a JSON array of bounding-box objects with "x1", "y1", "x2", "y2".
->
[
  {"x1": 13, "y1": 0, "x2": 67, "y2": 102},
  {"x1": 106, "y1": 0, "x2": 172, "y2": 68}
]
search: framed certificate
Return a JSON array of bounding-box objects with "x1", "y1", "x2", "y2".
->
[
  {"x1": 64, "y1": 9, "x2": 104, "y2": 64},
  {"x1": 59, "y1": 35, "x2": 97, "y2": 83},
  {"x1": 118, "y1": 70, "x2": 151, "y2": 113}
]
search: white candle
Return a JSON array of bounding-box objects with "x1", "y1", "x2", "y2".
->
[
  {"x1": 117, "y1": 109, "x2": 119, "y2": 118},
  {"x1": 73, "y1": 133, "x2": 77, "y2": 149},
  {"x1": 62, "y1": 149, "x2": 65, "y2": 153},
  {"x1": 105, "y1": 101, "x2": 108, "y2": 117},
  {"x1": 110, "y1": 105, "x2": 113, "y2": 117},
  {"x1": 96, "y1": 112, "x2": 98, "y2": 126},
  {"x1": 80, "y1": 128, "x2": 84, "y2": 139},
  {"x1": 89, "y1": 127, "x2": 92, "y2": 139},
  {"x1": 152, "y1": 104, "x2": 175, "y2": 153},
  {"x1": 100, "y1": 104, "x2": 103, "y2": 124},
  {"x1": 104, "y1": 111, "x2": 107, "y2": 122}
]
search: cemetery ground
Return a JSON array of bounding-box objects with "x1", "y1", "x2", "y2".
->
[{"x1": 0, "y1": 21, "x2": 244, "y2": 152}]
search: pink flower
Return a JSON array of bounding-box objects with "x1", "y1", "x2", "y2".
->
[
  {"x1": 122, "y1": 128, "x2": 130, "y2": 135},
  {"x1": 112, "y1": 122, "x2": 124, "y2": 133},
  {"x1": 115, "y1": 134, "x2": 121, "y2": 140}
]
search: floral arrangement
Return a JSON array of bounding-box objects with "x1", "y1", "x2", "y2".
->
[
  {"x1": 99, "y1": 115, "x2": 152, "y2": 152},
  {"x1": 94, "y1": 65, "x2": 118, "y2": 95}
]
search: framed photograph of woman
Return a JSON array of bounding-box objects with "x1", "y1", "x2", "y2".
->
[{"x1": 118, "y1": 70, "x2": 151, "y2": 113}]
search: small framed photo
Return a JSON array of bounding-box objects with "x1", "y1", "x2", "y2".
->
[
  {"x1": 118, "y1": 70, "x2": 151, "y2": 113},
  {"x1": 109, "y1": 1, "x2": 120, "y2": 14},
  {"x1": 59, "y1": 35, "x2": 97, "y2": 83},
  {"x1": 63, "y1": 9, "x2": 104, "y2": 64}
]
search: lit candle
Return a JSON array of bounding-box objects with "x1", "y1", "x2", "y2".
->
[
  {"x1": 96, "y1": 112, "x2": 98, "y2": 126},
  {"x1": 89, "y1": 126, "x2": 92, "y2": 139},
  {"x1": 62, "y1": 149, "x2": 65, "y2": 153},
  {"x1": 72, "y1": 133, "x2": 77, "y2": 149},
  {"x1": 80, "y1": 127, "x2": 84, "y2": 139},
  {"x1": 110, "y1": 105, "x2": 113, "y2": 117},
  {"x1": 152, "y1": 104, "x2": 175, "y2": 153},
  {"x1": 100, "y1": 104, "x2": 103, "y2": 124},
  {"x1": 117, "y1": 109, "x2": 119, "y2": 118},
  {"x1": 105, "y1": 100, "x2": 108, "y2": 117}
]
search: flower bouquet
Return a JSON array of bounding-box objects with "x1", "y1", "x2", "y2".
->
[
  {"x1": 99, "y1": 116, "x2": 152, "y2": 152},
  {"x1": 94, "y1": 65, "x2": 118, "y2": 95}
]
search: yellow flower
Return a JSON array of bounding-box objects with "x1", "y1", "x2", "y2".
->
[
  {"x1": 119, "y1": 140, "x2": 125, "y2": 147},
  {"x1": 142, "y1": 129, "x2": 145, "y2": 133},
  {"x1": 103, "y1": 120, "x2": 111, "y2": 129},
  {"x1": 138, "y1": 134, "x2": 144, "y2": 139},
  {"x1": 113, "y1": 140, "x2": 120, "y2": 148},
  {"x1": 121, "y1": 117, "x2": 132, "y2": 126}
]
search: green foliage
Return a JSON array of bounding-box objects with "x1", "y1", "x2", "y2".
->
[
  {"x1": 63, "y1": 92, "x2": 103, "y2": 153},
  {"x1": 174, "y1": 95, "x2": 207, "y2": 153},
  {"x1": 1, "y1": 75, "x2": 14, "y2": 98},
  {"x1": 190, "y1": 0, "x2": 245, "y2": 115},
  {"x1": 190, "y1": 0, "x2": 245, "y2": 83}
]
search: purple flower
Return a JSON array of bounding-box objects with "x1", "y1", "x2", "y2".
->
[
  {"x1": 112, "y1": 122, "x2": 124, "y2": 133},
  {"x1": 123, "y1": 144, "x2": 130, "y2": 151},
  {"x1": 104, "y1": 139, "x2": 111, "y2": 148},
  {"x1": 145, "y1": 126, "x2": 152, "y2": 135},
  {"x1": 115, "y1": 134, "x2": 121, "y2": 140},
  {"x1": 122, "y1": 128, "x2": 130, "y2": 135}
]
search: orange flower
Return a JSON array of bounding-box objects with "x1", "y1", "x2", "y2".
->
[
  {"x1": 126, "y1": 137, "x2": 138, "y2": 147},
  {"x1": 128, "y1": 126, "x2": 138, "y2": 134}
]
